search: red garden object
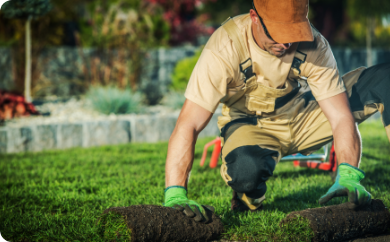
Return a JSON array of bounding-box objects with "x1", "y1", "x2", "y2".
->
[
  {"x1": 200, "y1": 136, "x2": 337, "y2": 172},
  {"x1": 291, "y1": 142, "x2": 337, "y2": 172},
  {"x1": 0, "y1": 90, "x2": 39, "y2": 120},
  {"x1": 200, "y1": 137, "x2": 221, "y2": 168}
]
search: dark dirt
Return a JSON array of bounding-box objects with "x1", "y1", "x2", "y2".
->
[
  {"x1": 343, "y1": 232, "x2": 390, "y2": 242},
  {"x1": 280, "y1": 199, "x2": 390, "y2": 242},
  {"x1": 100, "y1": 205, "x2": 224, "y2": 242}
]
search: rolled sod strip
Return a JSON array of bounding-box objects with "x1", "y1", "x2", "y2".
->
[
  {"x1": 98, "y1": 205, "x2": 224, "y2": 242},
  {"x1": 344, "y1": 233, "x2": 390, "y2": 242},
  {"x1": 280, "y1": 199, "x2": 390, "y2": 242}
]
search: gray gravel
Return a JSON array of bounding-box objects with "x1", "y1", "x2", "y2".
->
[{"x1": 3, "y1": 97, "x2": 177, "y2": 128}]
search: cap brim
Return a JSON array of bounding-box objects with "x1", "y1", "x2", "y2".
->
[{"x1": 263, "y1": 19, "x2": 314, "y2": 43}]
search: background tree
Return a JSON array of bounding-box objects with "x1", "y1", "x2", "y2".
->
[
  {"x1": 1, "y1": 0, "x2": 52, "y2": 102},
  {"x1": 347, "y1": 0, "x2": 390, "y2": 66},
  {"x1": 79, "y1": 0, "x2": 170, "y2": 89}
]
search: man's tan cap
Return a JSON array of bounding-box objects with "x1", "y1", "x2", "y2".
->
[{"x1": 253, "y1": 0, "x2": 314, "y2": 43}]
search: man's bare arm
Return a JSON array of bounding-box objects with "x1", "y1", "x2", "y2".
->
[
  {"x1": 165, "y1": 99, "x2": 213, "y2": 188},
  {"x1": 318, "y1": 91, "x2": 361, "y2": 167},
  {"x1": 318, "y1": 91, "x2": 371, "y2": 207}
]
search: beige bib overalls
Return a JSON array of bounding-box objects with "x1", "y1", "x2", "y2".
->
[{"x1": 217, "y1": 18, "x2": 388, "y2": 210}]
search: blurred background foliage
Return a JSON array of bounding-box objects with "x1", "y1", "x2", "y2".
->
[
  {"x1": 76, "y1": 0, "x2": 170, "y2": 90},
  {"x1": 0, "y1": 0, "x2": 390, "y2": 107},
  {"x1": 170, "y1": 48, "x2": 202, "y2": 92},
  {"x1": 3, "y1": 0, "x2": 389, "y2": 49}
]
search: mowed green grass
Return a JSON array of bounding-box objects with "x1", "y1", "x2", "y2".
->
[{"x1": 0, "y1": 119, "x2": 389, "y2": 241}]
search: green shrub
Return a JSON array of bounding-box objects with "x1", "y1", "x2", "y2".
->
[
  {"x1": 86, "y1": 86, "x2": 142, "y2": 114},
  {"x1": 161, "y1": 91, "x2": 186, "y2": 110},
  {"x1": 142, "y1": 82, "x2": 164, "y2": 105},
  {"x1": 170, "y1": 48, "x2": 203, "y2": 91}
]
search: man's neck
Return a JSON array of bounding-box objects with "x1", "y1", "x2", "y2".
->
[{"x1": 251, "y1": 23, "x2": 265, "y2": 51}]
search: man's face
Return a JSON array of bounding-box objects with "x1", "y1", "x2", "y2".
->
[{"x1": 250, "y1": 9, "x2": 292, "y2": 57}]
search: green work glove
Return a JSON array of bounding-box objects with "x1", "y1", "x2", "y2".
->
[
  {"x1": 319, "y1": 163, "x2": 371, "y2": 209},
  {"x1": 164, "y1": 186, "x2": 214, "y2": 223}
]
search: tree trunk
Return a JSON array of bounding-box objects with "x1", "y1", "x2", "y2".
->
[
  {"x1": 366, "y1": 17, "x2": 375, "y2": 67},
  {"x1": 25, "y1": 17, "x2": 32, "y2": 103}
]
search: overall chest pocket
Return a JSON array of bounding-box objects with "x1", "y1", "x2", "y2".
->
[
  {"x1": 246, "y1": 95, "x2": 275, "y2": 113},
  {"x1": 243, "y1": 78, "x2": 299, "y2": 115}
]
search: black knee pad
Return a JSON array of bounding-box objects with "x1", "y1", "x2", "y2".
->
[
  {"x1": 352, "y1": 62, "x2": 390, "y2": 126},
  {"x1": 225, "y1": 145, "x2": 278, "y2": 199}
]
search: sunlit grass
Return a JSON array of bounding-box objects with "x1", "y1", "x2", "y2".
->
[{"x1": 0, "y1": 119, "x2": 388, "y2": 241}]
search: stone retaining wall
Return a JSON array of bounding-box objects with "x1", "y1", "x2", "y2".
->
[
  {"x1": 0, "y1": 109, "x2": 382, "y2": 154},
  {"x1": 0, "y1": 110, "x2": 221, "y2": 153}
]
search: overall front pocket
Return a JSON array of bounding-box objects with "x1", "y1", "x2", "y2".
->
[{"x1": 245, "y1": 94, "x2": 276, "y2": 113}]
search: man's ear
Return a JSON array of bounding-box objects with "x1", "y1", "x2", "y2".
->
[{"x1": 249, "y1": 9, "x2": 260, "y2": 26}]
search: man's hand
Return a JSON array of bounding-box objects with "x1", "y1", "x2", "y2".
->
[
  {"x1": 164, "y1": 186, "x2": 214, "y2": 223},
  {"x1": 319, "y1": 163, "x2": 371, "y2": 209}
]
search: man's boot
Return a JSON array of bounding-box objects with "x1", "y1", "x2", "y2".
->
[{"x1": 231, "y1": 191, "x2": 263, "y2": 212}]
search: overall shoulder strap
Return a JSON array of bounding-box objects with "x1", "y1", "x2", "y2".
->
[
  {"x1": 291, "y1": 44, "x2": 307, "y2": 76},
  {"x1": 291, "y1": 24, "x2": 318, "y2": 77},
  {"x1": 222, "y1": 17, "x2": 254, "y2": 82}
]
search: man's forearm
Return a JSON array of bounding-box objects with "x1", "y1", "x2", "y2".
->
[
  {"x1": 332, "y1": 117, "x2": 361, "y2": 167},
  {"x1": 164, "y1": 99, "x2": 213, "y2": 188},
  {"x1": 318, "y1": 92, "x2": 361, "y2": 168},
  {"x1": 165, "y1": 124, "x2": 198, "y2": 188}
]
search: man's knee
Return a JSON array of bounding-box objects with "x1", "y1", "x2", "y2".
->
[{"x1": 224, "y1": 145, "x2": 278, "y2": 199}]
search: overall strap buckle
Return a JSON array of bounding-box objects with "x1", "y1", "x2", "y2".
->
[
  {"x1": 291, "y1": 50, "x2": 307, "y2": 75},
  {"x1": 240, "y1": 58, "x2": 255, "y2": 83}
]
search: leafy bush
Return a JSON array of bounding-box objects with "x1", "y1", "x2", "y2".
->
[
  {"x1": 142, "y1": 82, "x2": 163, "y2": 105},
  {"x1": 161, "y1": 91, "x2": 186, "y2": 110},
  {"x1": 86, "y1": 86, "x2": 142, "y2": 115},
  {"x1": 170, "y1": 48, "x2": 202, "y2": 91}
]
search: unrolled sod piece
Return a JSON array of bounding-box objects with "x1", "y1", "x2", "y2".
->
[
  {"x1": 344, "y1": 232, "x2": 390, "y2": 242},
  {"x1": 280, "y1": 199, "x2": 390, "y2": 242},
  {"x1": 98, "y1": 205, "x2": 224, "y2": 242}
]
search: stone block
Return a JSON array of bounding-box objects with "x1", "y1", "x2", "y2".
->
[
  {"x1": 0, "y1": 129, "x2": 7, "y2": 153},
  {"x1": 6, "y1": 127, "x2": 33, "y2": 153},
  {"x1": 58, "y1": 124, "x2": 83, "y2": 149},
  {"x1": 35, "y1": 125, "x2": 58, "y2": 151},
  {"x1": 157, "y1": 114, "x2": 177, "y2": 141},
  {"x1": 132, "y1": 115, "x2": 159, "y2": 143},
  {"x1": 83, "y1": 120, "x2": 130, "y2": 147},
  {"x1": 21, "y1": 127, "x2": 33, "y2": 151},
  {"x1": 108, "y1": 120, "x2": 131, "y2": 145}
]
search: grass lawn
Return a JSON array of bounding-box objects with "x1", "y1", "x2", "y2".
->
[{"x1": 1, "y1": 119, "x2": 389, "y2": 241}]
